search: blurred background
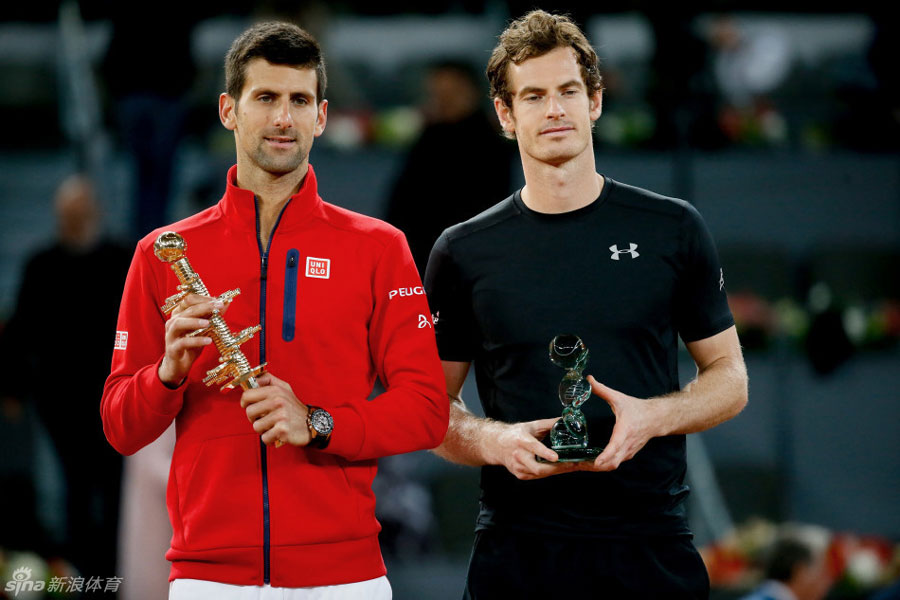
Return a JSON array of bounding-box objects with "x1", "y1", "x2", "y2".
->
[{"x1": 0, "y1": 1, "x2": 898, "y2": 598}]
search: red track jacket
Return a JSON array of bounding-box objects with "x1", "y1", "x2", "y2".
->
[{"x1": 101, "y1": 165, "x2": 448, "y2": 587}]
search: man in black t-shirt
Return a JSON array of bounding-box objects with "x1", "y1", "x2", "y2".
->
[{"x1": 424, "y1": 10, "x2": 748, "y2": 599}]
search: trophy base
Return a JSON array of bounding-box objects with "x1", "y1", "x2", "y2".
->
[{"x1": 536, "y1": 446, "x2": 603, "y2": 463}]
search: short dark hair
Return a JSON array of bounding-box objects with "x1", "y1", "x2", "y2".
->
[
  {"x1": 429, "y1": 59, "x2": 481, "y2": 88},
  {"x1": 486, "y1": 10, "x2": 602, "y2": 109},
  {"x1": 225, "y1": 21, "x2": 327, "y2": 103},
  {"x1": 764, "y1": 538, "x2": 814, "y2": 582}
]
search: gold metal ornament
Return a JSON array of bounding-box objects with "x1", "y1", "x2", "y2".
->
[{"x1": 154, "y1": 231, "x2": 267, "y2": 393}]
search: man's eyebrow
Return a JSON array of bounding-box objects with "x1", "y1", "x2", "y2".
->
[
  {"x1": 249, "y1": 88, "x2": 314, "y2": 100},
  {"x1": 558, "y1": 79, "x2": 584, "y2": 90},
  {"x1": 517, "y1": 80, "x2": 584, "y2": 96},
  {"x1": 517, "y1": 86, "x2": 546, "y2": 97}
]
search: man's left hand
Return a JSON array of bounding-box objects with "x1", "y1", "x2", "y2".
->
[
  {"x1": 580, "y1": 375, "x2": 658, "y2": 472},
  {"x1": 241, "y1": 373, "x2": 310, "y2": 447}
]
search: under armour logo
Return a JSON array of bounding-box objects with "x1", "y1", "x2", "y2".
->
[{"x1": 609, "y1": 243, "x2": 640, "y2": 260}]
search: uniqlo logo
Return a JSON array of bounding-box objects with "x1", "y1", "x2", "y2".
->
[
  {"x1": 114, "y1": 331, "x2": 128, "y2": 350},
  {"x1": 305, "y1": 257, "x2": 331, "y2": 279}
]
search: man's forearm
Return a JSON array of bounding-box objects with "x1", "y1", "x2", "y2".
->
[
  {"x1": 433, "y1": 397, "x2": 504, "y2": 467},
  {"x1": 649, "y1": 354, "x2": 748, "y2": 437}
]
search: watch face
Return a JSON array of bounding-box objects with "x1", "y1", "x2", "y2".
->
[{"x1": 310, "y1": 409, "x2": 334, "y2": 436}]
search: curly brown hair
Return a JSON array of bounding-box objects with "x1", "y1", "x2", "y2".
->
[
  {"x1": 225, "y1": 21, "x2": 327, "y2": 104},
  {"x1": 486, "y1": 10, "x2": 602, "y2": 109}
]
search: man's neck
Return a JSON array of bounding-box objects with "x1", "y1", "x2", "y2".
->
[
  {"x1": 519, "y1": 148, "x2": 602, "y2": 214},
  {"x1": 236, "y1": 161, "x2": 309, "y2": 250}
]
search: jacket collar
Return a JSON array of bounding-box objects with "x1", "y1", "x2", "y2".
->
[{"x1": 219, "y1": 164, "x2": 323, "y2": 234}]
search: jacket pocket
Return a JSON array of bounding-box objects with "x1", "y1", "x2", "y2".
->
[
  {"x1": 268, "y1": 452, "x2": 372, "y2": 547},
  {"x1": 283, "y1": 249, "x2": 299, "y2": 341},
  {"x1": 174, "y1": 434, "x2": 262, "y2": 550}
]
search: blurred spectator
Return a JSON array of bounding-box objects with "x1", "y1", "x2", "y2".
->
[
  {"x1": 739, "y1": 532, "x2": 834, "y2": 600},
  {"x1": 707, "y1": 15, "x2": 794, "y2": 146},
  {"x1": 101, "y1": 7, "x2": 200, "y2": 239},
  {"x1": 0, "y1": 174, "x2": 131, "y2": 578},
  {"x1": 644, "y1": 7, "x2": 725, "y2": 150},
  {"x1": 373, "y1": 454, "x2": 438, "y2": 559},
  {"x1": 834, "y1": 8, "x2": 900, "y2": 151},
  {"x1": 384, "y1": 60, "x2": 513, "y2": 277}
]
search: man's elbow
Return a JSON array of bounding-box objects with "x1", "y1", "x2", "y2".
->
[
  {"x1": 729, "y1": 366, "x2": 750, "y2": 418},
  {"x1": 102, "y1": 426, "x2": 140, "y2": 457},
  {"x1": 430, "y1": 437, "x2": 460, "y2": 464},
  {"x1": 100, "y1": 404, "x2": 141, "y2": 456},
  {"x1": 427, "y1": 399, "x2": 451, "y2": 449},
  {"x1": 407, "y1": 385, "x2": 449, "y2": 451}
]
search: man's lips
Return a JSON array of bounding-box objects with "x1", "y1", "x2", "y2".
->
[
  {"x1": 265, "y1": 136, "x2": 297, "y2": 148},
  {"x1": 540, "y1": 125, "x2": 575, "y2": 135}
]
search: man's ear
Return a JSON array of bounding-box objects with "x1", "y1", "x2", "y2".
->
[
  {"x1": 494, "y1": 97, "x2": 516, "y2": 137},
  {"x1": 219, "y1": 93, "x2": 237, "y2": 131},
  {"x1": 589, "y1": 89, "x2": 603, "y2": 121},
  {"x1": 314, "y1": 99, "x2": 328, "y2": 138}
]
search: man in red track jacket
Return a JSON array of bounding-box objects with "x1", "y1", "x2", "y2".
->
[{"x1": 101, "y1": 22, "x2": 448, "y2": 598}]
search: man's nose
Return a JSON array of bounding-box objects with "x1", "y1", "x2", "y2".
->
[
  {"x1": 546, "y1": 94, "x2": 565, "y2": 118},
  {"x1": 273, "y1": 100, "x2": 294, "y2": 128}
]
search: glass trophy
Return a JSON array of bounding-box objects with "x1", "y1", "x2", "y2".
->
[{"x1": 540, "y1": 334, "x2": 603, "y2": 462}]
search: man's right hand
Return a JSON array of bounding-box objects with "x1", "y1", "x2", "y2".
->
[
  {"x1": 486, "y1": 418, "x2": 579, "y2": 480},
  {"x1": 158, "y1": 294, "x2": 224, "y2": 388}
]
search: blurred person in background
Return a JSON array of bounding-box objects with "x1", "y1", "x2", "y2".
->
[
  {"x1": 644, "y1": 7, "x2": 726, "y2": 150},
  {"x1": 426, "y1": 10, "x2": 747, "y2": 598},
  {"x1": 739, "y1": 532, "x2": 833, "y2": 600},
  {"x1": 0, "y1": 174, "x2": 130, "y2": 578},
  {"x1": 385, "y1": 59, "x2": 513, "y2": 278},
  {"x1": 834, "y1": 7, "x2": 900, "y2": 151},
  {"x1": 100, "y1": 21, "x2": 447, "y2": 599},
  {"x1": 101, "y1": 6, "x2": 201, "y2": 240},
  {"x1": 706, "y1": 15, "x2": 794, "y2": 146}
]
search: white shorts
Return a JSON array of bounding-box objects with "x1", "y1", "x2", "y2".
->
[{"x1": 168, "y1": 576, "x2": 391, "y2": 600}]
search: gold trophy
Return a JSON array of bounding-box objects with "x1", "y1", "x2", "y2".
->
[{"x1": 154, "y1": 231, "x2": 267, "y2": 393}]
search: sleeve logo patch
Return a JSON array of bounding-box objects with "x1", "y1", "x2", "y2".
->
[
  {"x1": 114, "y1": 331, "x2": 128, "y2": 350},
  {"x1": 418, "y1": 314, "x2": 433, "y2": 328},
  {"x1": 388, "y1": 286, "x2": 425, "y2": 300},
  {"x1": 305, "y1": 257, "x2": 331, "y2": 279}
]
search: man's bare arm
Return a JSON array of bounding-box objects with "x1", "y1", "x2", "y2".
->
[
  {"x1": 587, "y1": 325, "x2": 748, "y2": 471},
  {"x1": 432, "y1": 360, "x2": 577, "y2": 480}
]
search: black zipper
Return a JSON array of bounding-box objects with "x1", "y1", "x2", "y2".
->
[{"x1": 255, "y1": 196, "x2": 291, "y2": 585}]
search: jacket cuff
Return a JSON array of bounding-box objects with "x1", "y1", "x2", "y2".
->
[
  {"x1": 322, "y1": 404, "x2": 365, "y2": 460},
  {"x1": 138, "y1": 356, "x2": 186, "y2": 417}
]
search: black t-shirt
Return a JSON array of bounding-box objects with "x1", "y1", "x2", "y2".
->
[{"x1": 424, "y1": 177, "x2": 734, "y2": 538}]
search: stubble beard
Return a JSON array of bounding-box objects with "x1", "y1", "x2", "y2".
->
[
  {"x1": 527, "y1": 136, "x2": 583, "y2": 167},
  {"x1": 534, "y1": 124, "x2": 594, "y2": 167},
  {"x1": 511, "y1": 114, "x2": 588, "y2": 167},
  {"x1": 251, "y1": 140, "x2": 308, "y2": 176}
]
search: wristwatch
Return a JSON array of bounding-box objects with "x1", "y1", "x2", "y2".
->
[{"x1": 306, "y1": 406, "x2": 334, "y2": 449}]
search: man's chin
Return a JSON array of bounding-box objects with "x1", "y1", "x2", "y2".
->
[
  {"x1": 529, "y1": 139, "x2": 588, "y2": 166},
  {"x1": 253, "y1": 153, "x2": 307, "y2": 176},
  {"x1": 534, "y1": 149, "x2": 578, "y2": 166}
]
